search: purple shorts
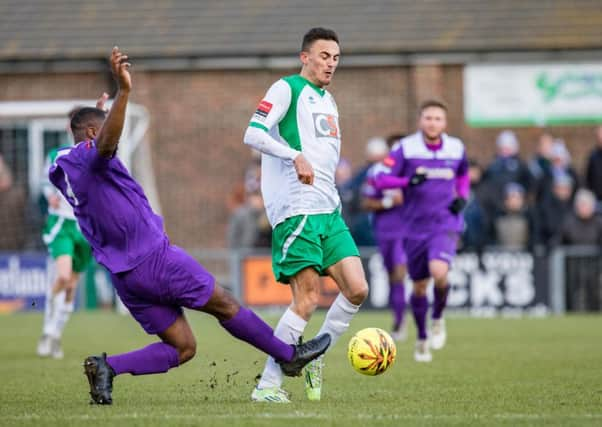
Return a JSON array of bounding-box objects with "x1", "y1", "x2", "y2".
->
[
  {"x1": 375, "y1": 236, "x2": 407, "y2": 273},
  {"x1": 404, "y1": 232, "x2": 458, "y2": 281},
  {"x1": 111, "y1": 242, "x2": 216, "y2": 334}
]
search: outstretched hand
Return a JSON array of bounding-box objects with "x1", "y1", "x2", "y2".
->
[
  {"x1": 95, "y1": 92, "x2": 110, "y2": 112},
  {"x1": 110, "y1": 46, "x2": 132, "y2": 92},
  {"x1": 95, "y1": 47, "x2": 131, "y2": 158}
]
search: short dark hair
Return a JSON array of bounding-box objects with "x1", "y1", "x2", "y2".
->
[
  {"x1": 302, "y1": 27, "x2": 339, "y2": 51},
  {"x1": 70, "y1": 107, "x2": 106, "y2": 136},
  {"x1": 68, "y1": 106, "x2": 84, "y2": 120},
  {"x1": 418, "y1": 99, "x2": 448, "y2": 115}
]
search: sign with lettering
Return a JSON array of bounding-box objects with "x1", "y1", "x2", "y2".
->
[{"x1": 465, "y1": 63, "x2": 602, "y2": 127}]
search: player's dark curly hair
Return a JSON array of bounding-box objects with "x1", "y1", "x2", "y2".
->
[
  {"x1": 70, "y1": 107, "x2": 106, "y2": 136},
  {"x1": 302, "y1": 27, "x2": 339, "y2": 51},
  {"x1": 418, "y1": 99, "x2": 448, "y2": 115}
]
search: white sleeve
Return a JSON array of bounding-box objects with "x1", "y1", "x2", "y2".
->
[{"x1": 243, "y1": 80, "x2": 300, "y2": 161}]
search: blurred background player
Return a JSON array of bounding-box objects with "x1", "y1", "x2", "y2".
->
[
  {"x1": 373, "y1": 100, "x2": 468, "y2": 362},
  {"x1": 362, "y1": 134, "x2": 409, "y2": 341},
  {"x1": 243, "y1": 28, "x2": 368, "y2": 402},
  {"x1": 50, "y1": 47, "x2": 330, "y2": 405},
  {"x1": 36, "y1": 98, "x2": 107, "y2": 359}
]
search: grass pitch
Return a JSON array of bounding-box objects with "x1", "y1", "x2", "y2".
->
[{"x1": 1, "y1": 311, "x2": 601, "y2": 426}]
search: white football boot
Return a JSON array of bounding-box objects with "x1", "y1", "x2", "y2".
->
[
  {"x1": 430, "y1": 318, "x2": 447, "y2": 350},
  {"x1": 37, "y1": 335, "x2": 52, "y2": 357},
  {"x1": 414, "y1": 339, "x2": 432, "y2": 363},
  {"x1": 390, "y1": 323, "x2": 408, "y2": 342}
]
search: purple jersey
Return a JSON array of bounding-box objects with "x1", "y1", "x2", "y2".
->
[
  {"x1": 362, "y1": 164, "x2": 405, "y2": 239},
  {"x1": 380, "y1": 131, "x2": 468, "y2": 239},
  {"x1": 49, "y1": 140, "x2": 167, "y2": 273}
]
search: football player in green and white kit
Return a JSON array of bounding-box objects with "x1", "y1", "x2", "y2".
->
[
  {"x1": 37, "y1": 96, "x2": 107, "y2": 358},
  {"x1": 244, "y1": 28, "x2": 368, "y2": 403}
]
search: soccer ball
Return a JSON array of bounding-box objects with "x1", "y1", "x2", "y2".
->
[{"x1": 347, "y1": 327, "x2": 397, "y2": 376}]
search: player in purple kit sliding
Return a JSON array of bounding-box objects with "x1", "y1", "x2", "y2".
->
[
  {"x1": 373, "y1": 100, "x2": 468, "y2": 362},
  {"x1": 362, "y1": 134, "x2": 425, "y2": 341},
  {"x1": 48, "y1": 47, "x2": 330, "y2": 404}
]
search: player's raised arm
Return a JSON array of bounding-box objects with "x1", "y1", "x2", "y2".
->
[{"x1": 96, "y1": 47, "x2": 132, "y2": 158}]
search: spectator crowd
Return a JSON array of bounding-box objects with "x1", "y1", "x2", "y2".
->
[
  {"x1": 3, "y1": 127, "x2": 602, "y2": 255},
  {"x1": 227, "y1": 125, "x2": 602, "y2": 255}
]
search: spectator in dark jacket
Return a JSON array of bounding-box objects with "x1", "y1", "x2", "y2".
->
[
  {"x1": 482, "y1": 130, "x2": 532, "y2": 219},
  {"x1": 558, "y1": 189, "x2": 602, "y2": 246},
  {"x1": 549, "y1": 139, "x2": 579, "y2": 194},
  {"x1": 585, "y1": 126, "x2": 602, "y2": 203},
  {"x1": 227, "y1": 190, "x2": 271, "y2": 249},
  {"x1": 557, "y1": 188, "x2": 602, "y2": 311},
  {"x1": 493, "y1": 183, "x2": 534, "y2": 250},
  {"x1": 462, "y1": 160, "x2": 489, "y2": 252},
  {"x1": 528, "y1": 132, "x2": 554, "y2": 203},
  {"x1": 534, "y1": 174, "x2": 574, "y2": 248}
]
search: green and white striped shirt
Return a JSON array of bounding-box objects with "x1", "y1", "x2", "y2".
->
[{"x1": 244, "y1": 74, "x2": 341, "y2": 227}]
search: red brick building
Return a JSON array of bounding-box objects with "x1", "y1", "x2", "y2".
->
[{"x1": 1, "y1": 1, "x2": 601, "y2": 249}]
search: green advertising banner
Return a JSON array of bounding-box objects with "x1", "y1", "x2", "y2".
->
[{"x1": 464, "y1": 63, "x2": 602, "y2": 127}]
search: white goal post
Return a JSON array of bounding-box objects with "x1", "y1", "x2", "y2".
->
[{"x1": 0, "y1": 100, "x2": 161, "y2": 214}]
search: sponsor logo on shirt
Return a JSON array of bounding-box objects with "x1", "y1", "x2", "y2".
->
[
  {"x1": 313, "y1": 113, "x2": 339, "y2": 139},
  {"x1": 253, "y1": 100, "x2": 273, "y2": 122},
  {"x1": 415, "y1": 166, "x2": 455, "y2": 180}
]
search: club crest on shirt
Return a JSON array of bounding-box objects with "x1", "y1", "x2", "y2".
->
[{"x1": 313, "y1": 113, "x2": 339, "y2": 139}]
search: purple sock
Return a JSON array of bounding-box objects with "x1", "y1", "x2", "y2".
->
[
  {"x1": 389, "y1": 282, "x2": 406, "y2": 331},
  {"x1": 220, "y1": 307, "x2": 294, "y2": 362},
  {"x1": 410, "y1": 294, "x2": 428, "y2": 340},
  {"x1": 432, "y1": 285, "x2": 450, "y2": 319},
  {"x1": 107, "y1": 342, "x2": 179, "y2": 376}
]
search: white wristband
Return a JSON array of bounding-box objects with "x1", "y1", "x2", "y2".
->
[{"x1": 381, "y1": 196, "x2": 394, "y2": 209}]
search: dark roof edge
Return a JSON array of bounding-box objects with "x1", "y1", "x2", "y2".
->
[{"x1": 0, "y1": 49, "x2": 599, "y2": 74}]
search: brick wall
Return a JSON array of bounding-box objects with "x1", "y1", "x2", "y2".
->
[
  {"x1": 138, "y1": 67, "x2": 410, "y2": 248},
  {"x1": 1, "y1": 65, "x2": 598, "y2": 249}
]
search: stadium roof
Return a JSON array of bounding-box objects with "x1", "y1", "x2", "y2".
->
[{"x1": 1, "y1": 0, "x2": 601, "y2": 65}]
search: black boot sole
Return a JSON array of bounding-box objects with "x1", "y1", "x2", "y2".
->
[{"x1": 84, "y1": 357, "x2": 113, "y2": 405}]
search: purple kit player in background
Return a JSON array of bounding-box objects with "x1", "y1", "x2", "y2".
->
[
  {"x1": 373, "y1": 100, "x2": 469, "y2": 363},
  {"x1": 361, "y1": 134, "x2": 423, "y2": 342},
  {"x1": 49, "y1": 47, "x2": 330, "y2": 404}
]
